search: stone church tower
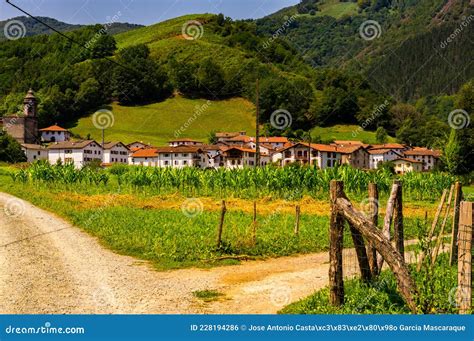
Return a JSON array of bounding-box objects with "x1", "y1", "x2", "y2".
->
[{"x1": 2, "y1": 89, "x2": 39, "y2": 144}]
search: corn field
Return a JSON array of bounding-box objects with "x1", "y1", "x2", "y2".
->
[{"x1": 10, "y1": 161, "x2": 455, "y2": 200}]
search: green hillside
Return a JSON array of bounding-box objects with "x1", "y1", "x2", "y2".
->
[
  {"x1": 258, "y1": 0, "x2": 474, "y2": 100},
  {"x1": 311, "y1": 125, "x2": 395, "y2": 144},
  {"x1": 71, "y1": 96, "x2": 256, "y2": 146}
]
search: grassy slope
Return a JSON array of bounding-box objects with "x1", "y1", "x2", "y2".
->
[
  {"x1": 71, "y1": 96, "x2": 256, "y2": 146},
  {"x1": 311, "y1": 124, "x2": 396, "y2": 144}
]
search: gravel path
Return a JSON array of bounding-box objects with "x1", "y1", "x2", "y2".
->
[{"x1": 0, "y1": 192, "x2": 417, "y2": 314}]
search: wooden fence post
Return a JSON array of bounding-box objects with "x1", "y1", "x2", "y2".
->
[
  {"x1": 377, "y1": 181, "x2": 399, "y2": 270},
  {"x1": 393, "y1": 180, "x2": 404, "y2": 261},
  {"x1": 417, "y1": 189, "x2": 448, "y2": 271},
  {"x1": 349, "y1": 223, "x2": 372, "y2": 283},
  {"x1": 329, "y1": 180, "x2": 344, "y2": 306},
  {"x1": 432, "y1": 184, "x2": 454, "y2": 265},
  {"x1": 457, "y1": 201, "x2": 473, "y2": 314},
  {"x1": 294, "y1": 205, "x2": 301, "y2": 235},
  {"x1": 216, "y1": 200, "x2": 227, "y2": 248},
  {"x1": 336, "y1": 196, "x2": 418, "y2": 313},
  {"x1": 450, "y1": 182, "x2": 463, "y2": 266},
  {"x1": 367, "y1": 183, "x2": 379, "y2": 276}
]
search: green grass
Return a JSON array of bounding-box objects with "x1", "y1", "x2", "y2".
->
[
  {"x1": 193, "y1": 290, "x2": 224, "y2": 302},
  {"x1": 280, "y1": 254, "x2": 458, "y2": 314},
  {"x1": 71, "y1": 96, "x2": 256, "y2": 146},
  {"x1": 311, "y1": 125, "x2": 397, "y2": 144},
  {"x1": 316, "y1": 0, "x2": 359, "y2": 19}
]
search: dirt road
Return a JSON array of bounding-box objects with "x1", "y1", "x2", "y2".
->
[{"x1": 0, "y1": 192, "x2": 415, "y2": 314}]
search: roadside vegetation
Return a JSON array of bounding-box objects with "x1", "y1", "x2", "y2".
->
[
  {"x1": 280, "y1": 254, "x2": 458, "y2": 314},
  {"x1": 0, "y1": 163, "x2": 456, "y2": 270}
]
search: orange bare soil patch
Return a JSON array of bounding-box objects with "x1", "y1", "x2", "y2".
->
[{"x1": 58, "y1": 192, "x2": 437, "y2": 218}]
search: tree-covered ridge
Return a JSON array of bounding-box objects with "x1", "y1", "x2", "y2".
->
[
  {"x1": 0, "y1": 16, "x2": 142, "y2": 41},
  {"x1": 257, "y1": 0, "x2": 474, "y2": 100}
]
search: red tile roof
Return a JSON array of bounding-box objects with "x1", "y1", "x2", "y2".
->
[
  {"x1": 39, "y1": 124, "x2": 68, "y2": 132},
  {"x1": 404, "y1": 148, "x2": 441, "y2": 157},
  {"x1": 394, "y1": 157, "x2": 423, "y2": 164}
]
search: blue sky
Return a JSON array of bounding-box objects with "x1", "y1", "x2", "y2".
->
[{"x1": 0, "y1": 0, "x2": 300, "y2": 25}]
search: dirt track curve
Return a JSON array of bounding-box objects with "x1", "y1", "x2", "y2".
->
[{"x1": 0, "y1": 192, "x2": 415, "y2": 314}]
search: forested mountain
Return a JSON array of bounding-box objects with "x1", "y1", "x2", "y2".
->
[
  {"x1": 0, "y1": 6, "x2": 472, "y2": 174},
  {"x1": 0, "y1": 16, "x2": 142, "y2": 41},
  {"x1": 257, "y1": 0, "x2": 474, "y2": 100}
]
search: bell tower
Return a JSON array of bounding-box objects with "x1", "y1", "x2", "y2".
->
[{"x1": 23, "y1": 89, "x2": 37, "y2": 117}]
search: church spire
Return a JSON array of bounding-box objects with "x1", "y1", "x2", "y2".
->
[{"x1": 23, "y1": 88, "x2": 37, "y2": 117}]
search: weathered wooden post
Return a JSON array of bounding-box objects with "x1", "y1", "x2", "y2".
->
[
  {"x1": 417, "y1": 189, "x2": 448, "y2": 271},
  {"x1": 336, "y1": 196, "x2": 418, "y2": 313},
  {"x1": 367, "y1": 183, "x2": 379, "y2": 276},
  {"x1": 349, "y1": 222, "x2": 372, "y2": 283},
  {"x1": 393, "y1": 180, "x2": 405, "y2": 260},
  {"x1": 450, "y1": 182, "x2": 463, "y2": 265},
  {"x1": 329, "y1": 180, "x2": 344, "y2": 306},
  {"x1": 457, "y1": 201, "x2": 473, "y2": 314},
  {"x1": 432, "y1": 184, "x2": 454, "y2": 265},
  {"x1": 216, "y1": 200, "x2": 227, "y2": 248},
  {"x1": 377, "y1": 181, "x2": 399, "y2": 270},
  {"x1": 294, "y1": 205, "x2": 301, "y2": 235}
]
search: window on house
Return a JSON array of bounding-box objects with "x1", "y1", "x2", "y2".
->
[
  {"x1": 327, "y1": 159, "x2": 331, "y2": 167},
  {"x1": 164, "y1": 161, "x2": 169, "y2": 165},
  {"x1": 183, "y1": 160, "x2": 187, "y2": 165}
]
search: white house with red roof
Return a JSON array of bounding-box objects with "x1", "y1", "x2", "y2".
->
[
  {"x1": 168, "y1": 138, "x2": 203, "y2": 147},
  {"x1": 102, "y1": 142, "x2": 130, "y2": 165},
  {"x1": 368, "y1": 148, "x2": 404, "y2": 169},
  {"x1": 403, "y1": 147, "x2": 441, "y2": 171},
  {"x1": 130, "y1": 146, "x2": 203, "y2": 168},
  {"x1": 47, "y1": 140, "x2": 103, "y2": 168},
  {"x1": 39, "y1": 124, "x2": 71, "y2": 143}
]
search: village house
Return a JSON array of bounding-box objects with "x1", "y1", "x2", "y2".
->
[
  {"x1": 339, "y1": 145, "x2": 370, "y2": 169},
  {"x1": 130, "y1": 146, "x2": 202, "y2": 168},
  {"x1": 39, "y1": 124, "x2": 71, "y2": 142},
  {"x1": 47, "y1": 140, "x2": 103, "y2": 168},
  {"x1": 368, "y1": 148, "x2": 403, "y2": 169},
  {"x1": 219, "y1": 146, "x2": 261, "y2": 168},
  {"x1": 393, "y1": 158, "x2": 423, "y2": 174},
  {"x1": 126, "y1": 141, "x2": 150, "y2": 151},
  {"x1": 102, "y1": 142, "x2": 130, "y2": 165},
  {"x1": 168, "y1": 138, "x2": 204, "y2": 147},
  {"x1": 215, "y1": 131, "x2": 247, "y2": 143},
  {"x1": 403, "y1": 147, "x2": 441, "y2": 171},
  {"x1": 21, "y1": 143, "x2": 49, "y2": 163},
  {"x1": 199, "y1": 145, "x2": 222, "y2": 169}
]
